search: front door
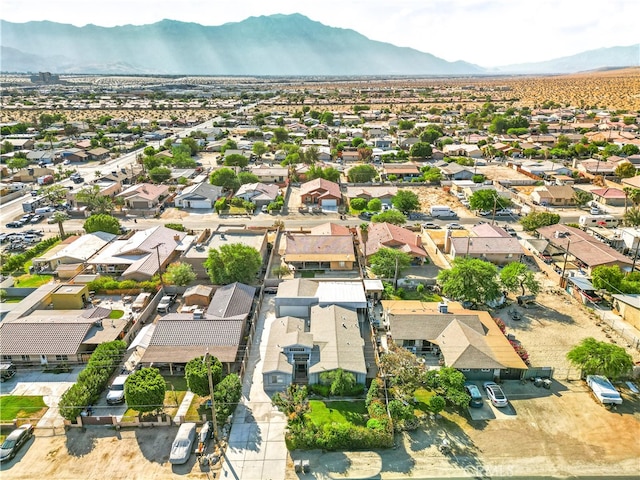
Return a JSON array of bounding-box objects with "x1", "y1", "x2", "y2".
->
[{"x1": 40, "y1": 355, "x2": 48, "y2": 365}]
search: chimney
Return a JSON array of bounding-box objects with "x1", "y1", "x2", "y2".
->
[
  {"x1": 438, "y1": 302, "x2": 448, "y2": 314},
  {"x1": 174, "y1": 234, "x2": 180, "y2": 241}
]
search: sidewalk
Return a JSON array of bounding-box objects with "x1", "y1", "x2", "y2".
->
[{"x1": 173, "y1": 391, "x2": 194, "y2": 424}]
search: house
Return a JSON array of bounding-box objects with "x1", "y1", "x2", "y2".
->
[
  {"x1": 262, "y1": 304, "x2": 366, "y2": 390},
  {"x1": 11, "y1": 166, "x2": 54, "y2": 183},
  {"x1": 520, "y1": 161, "x2": 573, "y2": 177},
  {"x1": 382, "y1": 163, "x2": 421, "y2": 180},
  {"x1": 248, "y1": 165, "x2": 289, "y2": 185},
  {"x1": 345, "y1": 186, "x2": 398, "y2": 206},
  {"x1": 4, "y1": 138, "x2": 35, "y2": 150},
  {"x1": 442, "y1": 144, "x2": 483, "y2": 158},
  {"x1": 536, "y1": 224, "x2": 632, "y2": 274},
  {"x1": 383, "y1": 300, "x2": 528, "y2": 380},
  {"x1": 67, "y1": 181, "x2": 122, "y2": 209},
  {"x1": 32, "y1": 232, "x2": 116, "y2": 275},
  {"x1": 51, "y1": 284, "x2": 90, "y2": 310},
  {"x1": 436, "y1": 162, "x2": 474, "y2": 181},
  {"x1": 275, "y1": 279, "x2": 367, "y2": 318},
  {"x1": 183, "y1": 285, "x2": 215, "y2": 307},
  {"x1": 530, "y1": 185, "x2": 576, "y2": 206},
  {"x1": 611, "y1": 294, "x2": 640, "y2": 331},
  {"x1": 87, "y1": 147, "x2": 110, "y2": 161},
  {"x1": 234, "y1": 182, "x2": 280, "y2": 208},
  {"x1": 174, "y1": 182, "x2": 224, "y2": 209},
  {"x1": 181, "y1": 228, "x2": 268, "y2": 279},
  {"x1": 621, "y1": 175, "x2": 640, "y2": 189},
  {"x1": 591, "y1": 187, "x2": 627, "y2": 207},
  {"x1": 577, "y1": 159, "x2": 618, "y2": 175},
  {"x1": 447, "y1": 224, "x2": 524, "y2": 264},
  {"x1": 282, "y1": 232, "x2": 356, "y2": 271},
  {"x1": 88, "y1": 225, "x2": 192, "y2": 280},
  {"x1": 299, "y1": 178, "x2": 342, "y2": 207},
  {"x1": 358, "y1": 222, "x2": 427, "y2": 264},
  {"x1": 139, "y1": 283, "x2": 256, "y2": 373},
  {"x1": 115, "y1": 183, "x2": 170, "y2": 214}
]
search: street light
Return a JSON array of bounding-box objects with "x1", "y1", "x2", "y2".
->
[{"x1": 203, "y1": 352, "x2": 219, "y2": 441}]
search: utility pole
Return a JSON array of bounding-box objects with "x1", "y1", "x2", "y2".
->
[
  {"x1": 151, "y1": 242, "x2": 165, "y2": 290},
  {"x1": 203, "y1": 352, "x2": 218, "y2": 441},
  {"x1": 393, "y1": 255, "x2": 399, "y2": 290},
  {"x1": 560, "y1": 238, "x2": 572, "y2": 283},
  {"x1": 631, "y1": 236, "x2": 640, "y2": 273}
]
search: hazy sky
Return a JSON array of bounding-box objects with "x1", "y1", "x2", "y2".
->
[{"x1": 2, "y1": 0, "x2": 638, "y2": 67}]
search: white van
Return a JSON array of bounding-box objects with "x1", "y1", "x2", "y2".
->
[
  {"x1": 578, "y1": 215, "x2": 618, "y2": 229},
  {"x1": 586, "y1": 375, "x2": 622, "y2": 406},
  {"x1": 430, "y1": 205, "x2": 457, "y2": 218}
]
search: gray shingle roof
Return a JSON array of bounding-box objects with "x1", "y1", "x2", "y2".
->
[
  {"x1": 0, "y1": 321, "x2": 92, "y2": 355},
  {"x1": 206, "y1": 282, "x2": 256, "y2": 320}
]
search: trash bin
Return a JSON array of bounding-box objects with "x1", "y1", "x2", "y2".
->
[
  {"x1": 543, "y1": 379, "x2": 552, "y2": 390},
  {"x1": 534, "y1": 377, "x2": 543, "y2": 387}
]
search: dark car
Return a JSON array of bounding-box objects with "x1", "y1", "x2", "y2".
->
[
  {"x1": 0, "y1": 424, "x2": 33, "y2": 463},
  {"x1": 6, "y1": 221, "x2": 24, "y2": 228},
  {"x1": 464, "y1": 382, "x2": 483, "y2": 408}
]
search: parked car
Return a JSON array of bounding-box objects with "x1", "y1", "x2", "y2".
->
[
  {"x1": 30, "y1": 215, "x2": 44, "y2": 224},
  {"x1": 157, "y1": 294, "x2": 177, "y2": 314},
  {"x1": 106, "y1": 375, "x2": 128, "y2": 405},
  {"x1": 494, "y1": 209, "x2": 513, "y2": 216},
  {"x1": 464, "y1": 382, "x2": 484, "y2": 408},
  {"x1": 5, "y1": 221, "x2": 23, "y2": 228},
  {"x1": 446, "y1": 223, "x2": 464, "y2": 230},
  {"x1": 169, "y1": 422, "x2": 197, "y2": 465},
  {"x1": 0, "y1": 424, "x2": 33, "y2": 463},
  {"x1": 422, "y1": 222, "x2": 441, "y2": 229},
  {"x1": 483, "y1": 381, "x2": 508, "y2": 408}
]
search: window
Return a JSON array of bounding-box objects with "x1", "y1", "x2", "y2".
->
[
  {"x1": 288, "y1": 347, "x2": 305, "y2": 352},
  {"x1": 2, "y1": 355, "x2": 12, "y2": 361},
  {"x1": 480, "y1": 368, "x2": 491, "y2": 372},
  {"x1": 21, "y1": 355, "x2": 31, "y2": 361},
  {"x1": 339, "y1": 261, "x2": 346, "y2": 267},
  {"x1": 56, "y1": 355, "x2": 68, "y2": 361},
  {"x1": 271, "y1": 375, "x2": 283, "y2": 384},
  {"x1": 460, "y1": 368, "x2": 471, "y2": 372}
]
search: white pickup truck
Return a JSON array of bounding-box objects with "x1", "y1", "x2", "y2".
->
[{"x1": 586, "y1": 375, "x2": 622, "y2": 406}]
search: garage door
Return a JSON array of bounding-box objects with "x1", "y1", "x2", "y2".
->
[
  {"x1": 321, "y1": 199, "x2": 337, "y2": 207},
  {"x1": 278, "y1": 305, "x2": 310, "y2": 318},
  {"x1": 189, "y1": 200, "x2": 212, "y2": 209}
]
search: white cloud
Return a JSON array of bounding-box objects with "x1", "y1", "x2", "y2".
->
[{"x1": 2, "y1": 0, "x2": 638, "y2": 67}]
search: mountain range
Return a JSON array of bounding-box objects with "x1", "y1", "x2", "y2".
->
[{"x1": 1, "y1": 14, "x2": 638, "y2": 76}]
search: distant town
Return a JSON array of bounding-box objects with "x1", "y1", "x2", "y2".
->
[{"x1": 1, "y1": 71, "x2": 639, "y2": 479}]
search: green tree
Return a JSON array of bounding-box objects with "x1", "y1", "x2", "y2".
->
[
  {"x1": 148, "y1": 166, "x2": 172, "y2": 183},
  {"x1": 350, "y1": 198, "x2": 367, "y2": 211},
  {"x1": 124, "y1": 368, "x2": 166, "y2": 414},
  {"x1": 347, "y1": 164, "x2": 377, "y2": 183},
  {"x1": 369, "y1": 247, "x2": 412, "y2": 279},
  {"x1": 6, "y1": 157, "x2": 28, "y2": 172},
  {"x1": 573, "y1": 189, "x2": 593, "y2": 207},
  {"x1": 319, "y1": 368, "x2": 357, "y2": 396},
  {"x1": 367, "y1": 198, "x2": 383, "y2": 212},
  {"x1": 272, "y1": 264, "x2": 292, "y2": 279},
  {"x1": 622, "y1": 144, "x2": 640, "y2": 156},
  {"x1": 238, "y1": 171, "x2": 260, "y2": 185},
  {"x1": 164, "y1": 262, "x2": 196, "y2": 286},
  {"x1": 252, "y1": 141, "x2": 268, "y2": 159},
  {"x1": 422, "y1": 367, "x2": 470, "y2": 407},
  {"x1": 40, "y1": 184, "x2": 68, "y2": 205},
  {"x1": 205, "y1": 243, "x2": 262, "y2": 284},
  {"x1": 1, "y1": 141, "x2": 14, "y2": 154},
  {"x1": 210, "y1": 168, "x2": 240, "y2": 192},
  {"x1": 520, "y1": 212, "x2": 561, "y2": 231},
  {"x1": 409, "y1": 142, "x2": 433, "y2": 158},
  {"x1": 360, "y1": 223, "x2": 369, "y2": 265},
  {"x1": 371, "y1": 210, "x2": 407, "y2": 225},
  {"x1": 214, "y1": 373, "x2": 242, "y2": 425},
  {"x1": 220, "y1": 139, "x2": 238, "y2": 154},
  {"x1": 83, "y1": 214, "x2": 121, "y2": 235},
  {"x1": 615, "y1": 162, "x2": 636, "y2": 179},
  {"x1": 623, "y1": 207, "x2": 640, "y2": 227},
  {"x1": 567, "y1": 337, "x2": 634, "y2": 380},
  {"x1": 392, "y1": 190, "x2": 420, "y2": 213},
  {"x1": 272, "y1": 127, "x2": 289, "y2": 143},
  {"x1": 437, "y1": 257, "x2": 501, "y2": 306},
  {"x1": 500, "y1": 262, "x2": 541, "y2": 297},
  {"x1": 429, "y1": 395, "x2": 446, "y2": 415},
  {"x1": 180, "y1": 137, "x2": 200, "y2": 156},
  {"x1": 185, "y1": 355, "x2": 223, "y2": 397},
  {"x1": 224, "y1": 153, "x2": 249, "y2": 168},
  {"x1": 469, "y1": 189, "x2": 510, "y2": 213},
  {"x1": 76, "y1": 185, "x2": 113, "y2": 214},
  {"x1": 51, "y1": 211, "x2": 70, "y2": 239},
  {"x1": 591, "y1": 265, "x2": 624, "y2": 292}
]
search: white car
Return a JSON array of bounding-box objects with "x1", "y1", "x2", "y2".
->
[
  {"x1": 483, "y1": 381, "x2": 508, "y2": 408},
  {"x1": 446, "y1": 223, "x2": 464, "y2": 230}
]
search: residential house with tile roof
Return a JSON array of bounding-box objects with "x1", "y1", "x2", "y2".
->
[
  {"x1": 447, "y1": 224, "x2": 524, "y2": 264},
  {"x1": 275, "y1": 279, "x2": 367, "y2": 318},
  {"x1": 234, "y1": 182, "x2": 280, "y2": 208},
  {"x1": 383, "y1": 300, "x2": 528, "y2": 380},
  {"x1": 115, "y1": 183, "x2": 170, "y2": 215},
  {"x1": 174, "y1": 182, "x2": 224, "y2": 209},
  {"x1": 282, "y1": 231, "x2": 356, "y2": 271},
  {"x1": 248, "y1": 165, "x2": 289, "y2": 185},
  {"x1": 344, "y1": 185, "x2": 398, "y2": 207},
  {"x1": 530, "y1": 185, "x2": 576, "y2": 206},
  {"x1": 382, "y1": 162, "x2": 421, "y2": 180},
  {"x1": 299, "y1": 178, "x2": 342, "y2": 207},
  {"x1": 262, "y1": 304, "x2": 366, "y2": 390},
  {"x1": 87, "y1": 225, "x2": 192, "y2": 281},
  {"x1": 358, "y1": 222, "x2": 427, "y2": 264},
  {"x1": 590, "y1": 187, "x2": 627, "y2": 207}
]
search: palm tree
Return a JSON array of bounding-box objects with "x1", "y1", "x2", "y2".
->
[
  {"x1": 51, "y1": 211, "x2": 69, "y2": 239},
  {"x1": 624, "y1": 207, "x2": 640, "y2": 227},
  {"x1": 360, "y1": 223, "x2": 369, "y2": 271}
]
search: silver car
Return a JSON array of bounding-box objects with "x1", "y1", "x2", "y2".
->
[
  {"x1": 483, "y1": 381, "x2": 508, "y2": 408},
  {"x1": 169, "y1": 422, "x2": 196, "y2": 464}
]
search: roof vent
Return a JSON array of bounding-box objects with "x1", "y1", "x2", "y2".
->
[
  {"x1": 438, "y1": 302, "x2": 448, "y2": 314},
  {"x1": 193, "y1": 309, "x2": 204, "y2": 319}
]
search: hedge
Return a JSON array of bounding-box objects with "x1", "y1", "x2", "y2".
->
[
  {"x1": 58, "y1": 340, "x2": 126, "y2": 420},
  {"x1": 87, "y1": 276, "x2": 160, "y2": 293},
  {"x1": 1, "y1": 236, "x2": 60, "y2": 274}
]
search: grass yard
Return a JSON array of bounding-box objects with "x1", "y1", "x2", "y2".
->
[
  {"x1": 186, "y1": 394, "x2": 208, "y2": 422},
  {"x1": 306, "y1": 400, "x2": 367, "y2": 427},
  {"x1": 413, "y1": 387, "x2": 436, "y2": 414},
  {"x1": 109, "y1": 310, "x2": 125, "y2": 319},
  {"x1": 0, "y1": 396, "x2": 48, "y2": 422},
  {"x1": 0, "y1": 297, "x2": 23, "y2": 303},
  {"x1": 13, "y1": 274, "x2": 53, "y2": 288}
]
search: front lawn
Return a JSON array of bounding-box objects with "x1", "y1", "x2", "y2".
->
[
  {"x1": 413, "y1": 387, "x2": 436, "y2": 414},
  {"x1": 306, "y1": 400, "x2": 367, "y2": 427},
  {"x1": 0, "y1": 395, "x2": 48, "y2": 422},
  {"x1": 13, "y1": 274, "x2": 53, "y2": 288}
]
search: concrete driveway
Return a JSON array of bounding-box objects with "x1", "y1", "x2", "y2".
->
[{"x1": 0, "y1": 367, "x2": 81, "y2": 430}]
